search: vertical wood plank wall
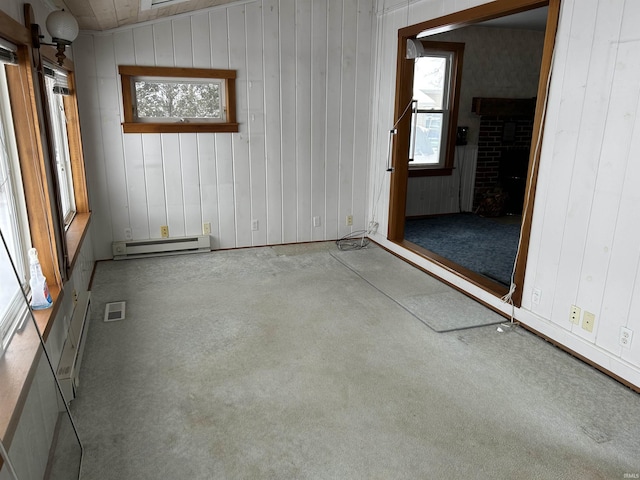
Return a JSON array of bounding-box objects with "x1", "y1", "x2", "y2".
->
[
  {"x1": 405, "y1": 146, "x2": 477, "y2": 217},
  {"x1": 370, "y1": 0, "x2": 640, "y2": 384},
  {"x1": 74, "y1": 0, "x2": 375, "y2": 258}
]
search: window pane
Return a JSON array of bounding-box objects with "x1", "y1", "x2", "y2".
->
[
  {"x1": 413, "y1": 56, "x2": 447, "y2": 110},
  {"x1": 0, "y1": 66, "x2": 28, "y2": 347},
  {"x1": 411, "y1": 52, "x2": 452, "y2": 168},
  {"x1": 410, "y1": 112, "x2": 443, "y2": 165},
  {"x1": 44, "y1": 74, "x2": 76, "y2": 224},
  {"x1": 134, "y1": 80, "x2": 222, "y2": 119}
]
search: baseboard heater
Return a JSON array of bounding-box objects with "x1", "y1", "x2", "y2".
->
[
  {"x1": 112, "y1": 235, "x2": 211, "y2": 260},
  {"x1": 57, "y1": 291, "x2": 91, "y2": 404}
]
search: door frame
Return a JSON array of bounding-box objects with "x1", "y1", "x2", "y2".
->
[{"x1": 387, "y1": 0, "x2": 561, "y2": 307}]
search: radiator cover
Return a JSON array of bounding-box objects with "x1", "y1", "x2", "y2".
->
[
  {"x1": 57, "y1": 291, "x2": 91, "y2": 403},
  {"x1": 112, "y1": 235, "x2": 211, "y2": 259}
]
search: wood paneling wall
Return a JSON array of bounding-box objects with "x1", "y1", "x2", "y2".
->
[
  {"x1": 524, "y1": 0, "x2": 640, "y2": 369},
  {"x1": 405, "y1": 146, "x2": 477, "y2": 216},
  {"x1": 370, "y1": 0, "x2": 640, "y2": 387},
  {"x1": 74, "y1": 0, "x2": 375, "y2": 259}
]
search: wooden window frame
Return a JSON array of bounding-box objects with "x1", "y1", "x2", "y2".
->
[
  {"x1": 118, "y1": 65, "x2": 239, "y2": 134},
  {"x1": 40, "y1": 46, "x2": 91, "y2": 276},
  {"x1": 0, "y1": 3, "x2": 91, "y2": 455}
]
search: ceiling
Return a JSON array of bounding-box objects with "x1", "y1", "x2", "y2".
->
[
  {"x1": 50, "y1": 0, "x2": 549, "y2": 33},
  {"x1": 50, "y1": 0, "x2": 238, "y2": 31}
]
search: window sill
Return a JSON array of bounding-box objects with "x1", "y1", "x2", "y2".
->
[
  {"x1": 0, "y1": 213, "x2": 90, "y2": 449},
  {"x1": 65, "y1": 211, "x2": 91, "y2": 275},
  {"x1": 0, "y1": 286, "x2": 63, "y2": 447},
  {"x1": 122, "y1": 122, "x2": 239, "y2": 134}
]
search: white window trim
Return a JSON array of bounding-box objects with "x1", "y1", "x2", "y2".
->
[{"x1": 409, "y1": 51, "x2": 454, "y2": 169}]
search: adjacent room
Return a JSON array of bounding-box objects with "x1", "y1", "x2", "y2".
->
[{"x1": 1, "y1": 0, "x2": 640, "y2": 478}]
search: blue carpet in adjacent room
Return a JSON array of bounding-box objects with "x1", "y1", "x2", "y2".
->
[{"x1": 404, "y1": 213, "x2": 520, "y2": 287}]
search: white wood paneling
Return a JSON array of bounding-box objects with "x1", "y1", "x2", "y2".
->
[
  {"x1": 180, "y1": 133, "x2": 203, "y2": 235},
  {"x1": 172, "y1": 16, "x2": 193, "y2": 68},
  {"x1": 295, "y1": 0, "x2": 313, "y2": 242},
  {"x1": 132, "y1": 25, "x2": 155, "y2": 66},
  {"x1": 352, "y1": 0, "x2": 375, "y2": 234},
  {"x1": 161, "y1": 134, "x2": 186, "y2": 237},
  {"x1": 279, "y1": 0, "x2": 298, "y2": 244},
  {"x1": 338, "y1": 1, "x2": 358, "y2": 237},
  {"x1": 262, "y1": 0, "x2": 283, "y2": 245},
  {"x1": 324, "y1": 0, "x2": 344, "y2": 240},
  {"x1": 228, "y1": 4, "x2": 252, "y2": 247},
  {"x1": 246, "y1": 1, "x2": 267, "y2": 246},
  {"x1": 77, "y1": 0, "x2": 375, "y2": 253},
  {"x1": 311, "y1": 0, "x2": 328, "y2": 241}
]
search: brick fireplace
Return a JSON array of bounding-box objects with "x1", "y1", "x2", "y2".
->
[{"x1": 472, "y1": 97, "x2": 536, "y2": 214}]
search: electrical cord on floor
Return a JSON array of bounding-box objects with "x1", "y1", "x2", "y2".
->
[{"x1": 336, "y1": 230, "x2": 371, "y2": 251}]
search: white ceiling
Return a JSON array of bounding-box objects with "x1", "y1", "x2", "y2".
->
[
  {"x1": 51, "y1": 0, "x2": 549, "y2": 34},
  {"x1": 51, "y1": 0, "x2": 238, "y2": 31}
]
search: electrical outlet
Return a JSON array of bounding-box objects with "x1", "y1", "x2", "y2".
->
[
  {"x1": 313, "y1": 216, "x2": 321, "y2": 227},
  {"x1": 531, "y1": 288, "x2": 541, "y2": 305},
  {"x1": 570, "y1": 305, "x2": 581, "y2": 325},
  {"x1": 582, "y1": 311, "x2": 595, "y2": 332},
  {"x1": 620, "y1": 327, "x2": 633, "y2": 348},
  {"x1": 251, "y1": 219, "x2": 259, "y2": 231},
  {"x1": 203, "y1": 222, "x2": 211, "y2": 235},
  {"x1": 124, "y1": 228, "x2": 132, "y2": 240},
  {"x1": 160, "y1": 225, "x2": 169, "y2": 238},
  {"x1": 346, "y1": 215, "x2": 353, "y2": 226}
]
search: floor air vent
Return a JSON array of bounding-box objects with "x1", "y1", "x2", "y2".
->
[
  {"x1": 112, "y1": 235, "x2": 211, "y2": 260},
  {"x1": 104, "y1": 301, "x2": 126, "y2": 322}
]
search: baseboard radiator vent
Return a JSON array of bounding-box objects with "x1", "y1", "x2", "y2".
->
[
  {"x1": 112, "y1": 235, "x2": 211, "y2": 260},
  {"x1": 57, "y1": 291, "x2": 91, "y2": 404}
]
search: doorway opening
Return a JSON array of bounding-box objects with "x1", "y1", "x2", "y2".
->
[{"x1": 388, "y1": 0, "x2": 561, "y2": 307}]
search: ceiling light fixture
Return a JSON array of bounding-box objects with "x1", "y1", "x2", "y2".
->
[{"x1": 31, "y1": 10, "x2": 79, "y2": 66}]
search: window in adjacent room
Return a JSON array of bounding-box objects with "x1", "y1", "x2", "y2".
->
[
  {"x1": 408, "y1": 41, "x2": 464, "y2": 176},
  {"x1": 119, "y1": 65, "x2": 238, "y2": 133}
]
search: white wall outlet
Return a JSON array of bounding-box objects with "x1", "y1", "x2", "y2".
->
[
  {"x1": 251, "y1": 219, "x2": 259, "y2": 231},
  {"x1": 582, "y1": 311, "x2": 595, "y2": 332},
  {"x1": 531, "y1": 288, "x2": 541, "y2": 305},
  {"x1": 203, "y1": 222, "x2": 211, "y2": 235},
  {"x1": 313, "y1": 216, "x2": 321, "y2": 227},
  {"x1": 620, "y1": 327, "x2": 633, "y2": 348},
  {"x1": 570, "y1": 305, "x2": 581, "y2": 325},
  {"x1": 346, "y1": 215, "x2": 353, "y2": 226},
  {"x1": 124, "y1": 228, "x2": 132, "y2": 240},
  {"x1": 160, "y1": 225, "x2": 169, "y2": 238}
]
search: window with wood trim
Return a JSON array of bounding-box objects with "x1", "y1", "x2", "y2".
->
[
  {"x1": 406, "y1": 41, "x2": 464, "y2": 177},
  {"x1": 39, "y1": 46, "x2": 91, "y2": 277},
  {"x1": 43, "y1": 63, "x2": 76, "y2": 226},
  {"x1": 119, "y1": 66, "x2": 239, "y2": 134},
  {"x1": 0, "y1": 49, "x2": 30, "y2": 353}
]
